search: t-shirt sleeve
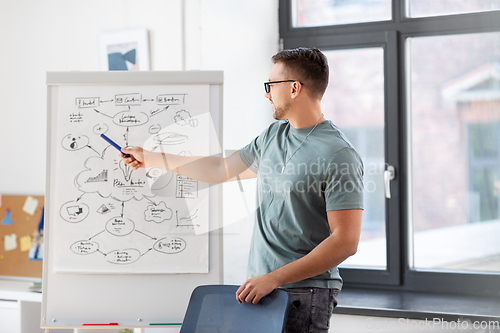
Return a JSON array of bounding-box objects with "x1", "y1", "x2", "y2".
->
[
  {"x1": 324, "y1": 147, "x2": 364, "y2": 211},
  {"x1": 239, "y1": 134, "x2": 263, "y2": 174}
]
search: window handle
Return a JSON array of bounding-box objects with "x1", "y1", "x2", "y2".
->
[{"x1": 384, "y1": 165, "x2": 395, "y2": 199}]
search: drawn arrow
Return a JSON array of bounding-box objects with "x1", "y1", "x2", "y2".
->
[
  {"x1": 85, "y1": 145, "x2": 101, "y2": 156},
  {"x1": 101, "y1": 99, "x2": 114, "y2": 103},
  {"x1": 124, "y1": 127, "x2": 130, "y2": 146},
  {"x1": 141, "y1": 248, "x2": 153, "y2": 256},
  {"x1": 143, "y1": 98, "x2": 154, "y2": 102},
  {"x1": 121, "y1": 202, "x2": 125, "y2": 218},
  {"x1": 150, "y1": 106, "x2": 169, "y2": 117},
  {"x1": 96, "y1": 249, "x2": 107, "y2": 256},
  {"x1": 135, "y1": 230, "x2": 157, "y2": 240},
  {"x1": 144, "y1": 197, "x2": 158, "y2": 206},
  {"x1": 93, "y1": 108, "x2": 113, "y2": 118},
  {"x1": 88, "y1": 230, "x2": 105, "y2": 241},
  {"x1": 76, "y1": 192, "x2": 86, "y2": 202}
]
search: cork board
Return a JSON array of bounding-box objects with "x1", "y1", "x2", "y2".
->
[{"x1": 0, "y1": 195, "x2": 44, "y2": 279}]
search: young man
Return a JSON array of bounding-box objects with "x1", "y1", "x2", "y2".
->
[{"x1": 122, "y1": 47, "x2": 364, "y2": 333}]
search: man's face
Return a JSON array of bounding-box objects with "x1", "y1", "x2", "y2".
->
[{"x1": 266, "y1": 62, "x2": 292, "y2": 121}]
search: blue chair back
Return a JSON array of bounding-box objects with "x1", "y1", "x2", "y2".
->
[{"x1": 179, "y1": 285, "x2": 289, "y2": 333}]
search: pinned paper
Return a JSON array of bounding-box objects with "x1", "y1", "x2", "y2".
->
[
  {"x1": 20, "y1": 235, "x2": 32, "y2": 252},
  {"x1": 23, "y1": 196, "x2": 39, "y2": 216},
  {"x1": 4, "y1": 234, "x2": 17, "y2": 251}
]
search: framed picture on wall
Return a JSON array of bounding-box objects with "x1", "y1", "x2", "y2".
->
[{"x1": 99, "y1": 28, "x2": 150, "y2": 71}]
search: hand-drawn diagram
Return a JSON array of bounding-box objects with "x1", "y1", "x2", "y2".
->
[
  {"x1": 176, "y1": 209, "x2": 200, "y2": 229},
  {"x1": 51, "y1": 85, "x2": 210, "y2": 274},
  {"x1": 175, "y1": 110, "x2": 199, "y2": 127}
]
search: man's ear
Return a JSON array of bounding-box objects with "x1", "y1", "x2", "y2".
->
[{"x1": 290, "y1": 81, "x2": 302, "y2": 98}]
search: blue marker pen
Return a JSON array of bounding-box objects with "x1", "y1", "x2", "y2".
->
[{"x1": 100, "y1": 134, "x2": 130, "y2": 157}]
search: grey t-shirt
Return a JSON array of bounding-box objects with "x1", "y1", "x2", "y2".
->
[{"x1": 239, "y1": 120, "x2": 364, "y2": 289}]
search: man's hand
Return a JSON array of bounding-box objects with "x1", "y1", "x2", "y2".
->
[
  {"x1": 236, "y1": 273, "x2": 281, "y2": 304},
  {"x1": 121, "y1": 147, "x2": 146, "y2": 170}
]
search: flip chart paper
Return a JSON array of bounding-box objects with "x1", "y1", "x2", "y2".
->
[{"x1": 51, "y1": 84, "x2": 211, "y2": 274}]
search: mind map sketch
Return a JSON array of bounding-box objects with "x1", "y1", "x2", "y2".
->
[{"x1": 51, "y1": 84, "x2": 211, "y2": 274}]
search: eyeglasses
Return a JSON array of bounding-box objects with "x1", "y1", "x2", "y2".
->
[{"x1": 264, "y1": 80, "x2": 303, "y2": 93}]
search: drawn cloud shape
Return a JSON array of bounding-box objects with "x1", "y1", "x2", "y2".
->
[
  {"x1": 144, "y1": 202, "x2": 173, "y2": 223},
  {"x1": 75, "y1": 147, "x2": 155, "y2": 202},
  {"x1": 174, "y1": 110, "x2": 198, "y2": 127}
]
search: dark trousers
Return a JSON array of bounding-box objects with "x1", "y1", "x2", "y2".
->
[{"x1": 282, "y1": 287, "x2": 340, "y2": 333}]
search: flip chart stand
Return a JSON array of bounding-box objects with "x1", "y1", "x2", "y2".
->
[{"x1": 42, "y1": 71, "x2": 224, "y2": 331}]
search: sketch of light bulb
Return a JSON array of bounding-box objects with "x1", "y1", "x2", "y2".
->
[{"x1": 119, "y1": 159, "x2": 133, "y2": 182}]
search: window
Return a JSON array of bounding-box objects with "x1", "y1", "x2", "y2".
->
[
  {"x1": 409, "y1": 32, "x2": 500, "y2": 273},
  {"x1": 293, "y1": 0, "x2": 392, "y2": 27},
  {"x1": 408, "y1": 33, "x2": 500, "y2": 271},
  {"x1": 469, "y1": 123, "x2": 500, "y2": 223},
  {"x1": 407, "y1": 0, "x2": 500, "y2": 18},
  {"x1": 280, "y1": 0, "x2": 500, "y2": 295},
  {"x1": 321, "y1": 48, "x2": 387, "y2": 269}
]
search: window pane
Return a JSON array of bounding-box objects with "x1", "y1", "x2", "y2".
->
[
  {"x1": 293, "y1": 0, "x2": 392, "y2": 28},
  {"x1": 409, "y1": 32, "x2": 500, "y2": 273},
  {"x1": 322, "y1": 48, "x2": 387, "y2": 268},
  {"x1": 408, "y1": 0, "x2": 500, "y2": 18}
]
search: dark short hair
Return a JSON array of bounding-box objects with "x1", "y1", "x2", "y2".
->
[{"x1": 271, "y1": 47, "x2": 329, "y2": 99}]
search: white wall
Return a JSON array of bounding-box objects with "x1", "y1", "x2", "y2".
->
[
  {"x1": 186, "y1": 0, "x2": 277, "y2": 149},
  {"x1": 0, "y1": 0, "x2": 276, "y2": 195},
  {"x1": 184, "y1": 0, "x2": 279, "y2": 286}
]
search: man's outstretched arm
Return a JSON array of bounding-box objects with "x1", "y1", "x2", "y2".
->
[{"x1": 121, "y1": 147, "x2": 256, "y2": 184}]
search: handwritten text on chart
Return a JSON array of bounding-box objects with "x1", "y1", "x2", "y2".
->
[
  {"x1": 157, "y1": 94, "x2": 186, "y2": 105},
  {"x1": 114, "y1": 111, "x2": 149, "y2": 127},
  {"x1": 75, "y1": 94, "x2": 188, "y2": 108},
  {"x1": 76, "y1": 97, "x2": 100, "y2": 108},
  {"x1": 115, "y1": 93, "x2": 142, "y2": 106}
]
